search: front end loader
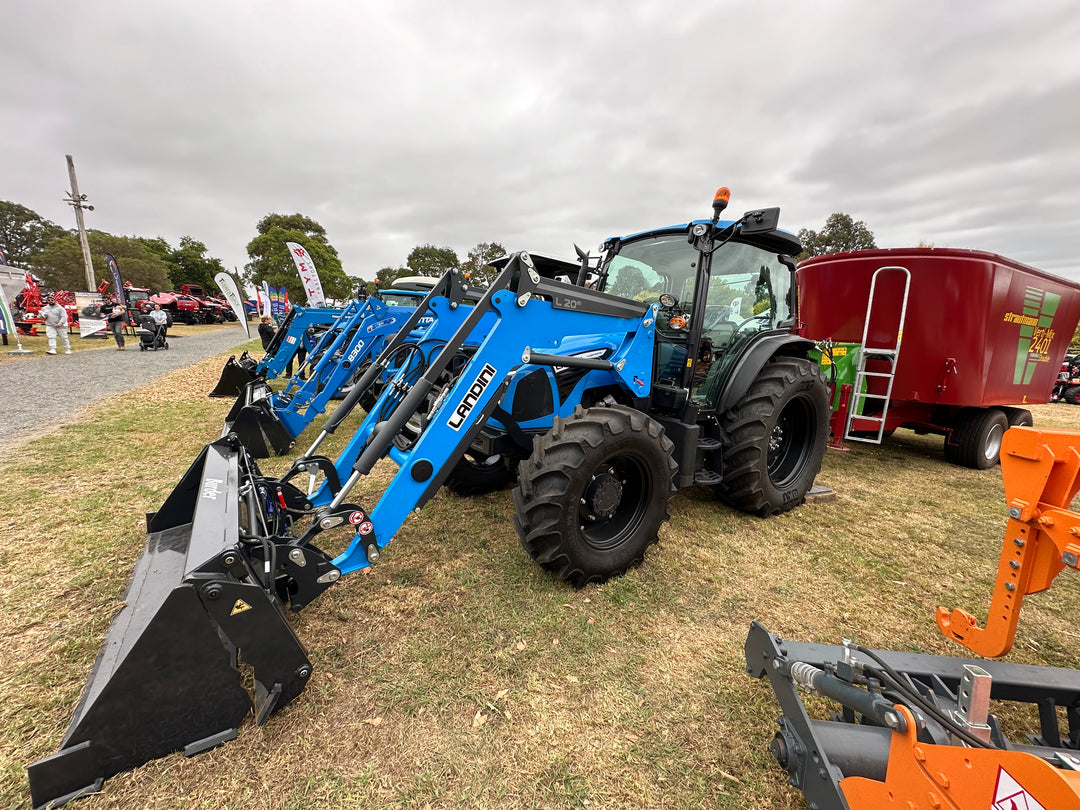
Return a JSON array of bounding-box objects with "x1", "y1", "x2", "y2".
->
[
  {"x1": 27, "y1": 252, "x2": 662, "y2": 807},
  {"x1": 210, "y1": 304, "x2": 346, "y2": 398}
]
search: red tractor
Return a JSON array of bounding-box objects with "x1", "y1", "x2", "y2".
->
[{"x1": 149, "y1": 288, "x2": 202, "y2": 324}]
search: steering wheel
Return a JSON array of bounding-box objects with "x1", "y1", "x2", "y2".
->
[{"x1": 728, "y1": 314, "x2": 769, "y2": 341}]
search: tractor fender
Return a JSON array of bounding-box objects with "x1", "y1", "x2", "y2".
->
[{"x1": 716, "y1": 333, "x2": 816, "y2": 414}]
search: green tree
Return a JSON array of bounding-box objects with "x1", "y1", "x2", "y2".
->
[
  {"x1": 406, "y1": 244, "x2": 459, "y2": 277},
  {"x1": 374, "y1": 266, "x2": 411, "y2": 289},
  {"x1": 0, "y1": 201, "x2": 66, "y2": 265},
  {"x1": 33, "y1": 231, "x2": 173, "y2": 292},
  {"x1": 243, "y1": 213, "x2": 351, "y2": 302},
  {"x1": 459, "y1": 241, "x2": 507, "y2": 287},
  {"x1": 797, "y1": 212, "x2": 876, "y2": 261},
  {"x1": 168, "y1": 236, "x2": 225, "y2": 289}
]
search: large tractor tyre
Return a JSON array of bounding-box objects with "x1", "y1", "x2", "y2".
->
[
  {"x1": 445, "y1": 453, "x2": 517, "y2": 496},
  {"x1": 714, "y1": 356, "x2": 830, "y2": 517},
  {"x1": 1064, "y1": 386, "x2": 1080, "y2": 405},
  {"x1": 512, "y1": 405, "x2": 677, "y2": 587},
  {"x1": 944, "y1": 407, "x2": 1008, "y2": 469}
]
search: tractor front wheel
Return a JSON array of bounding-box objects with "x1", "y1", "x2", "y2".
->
[
  {"x1": 513, "y1": 405, "x2": 676, "y2": 586},
  {"x1": 714, "y1": 356, "x2": 829, "y2": 516},
  {"x1": 446, "y1": 453, "x2": 517, "y2": 496}
]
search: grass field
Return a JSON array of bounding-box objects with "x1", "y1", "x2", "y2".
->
[{"x1": 1, "y1": 352, "x2": 1078, "y2": 809}]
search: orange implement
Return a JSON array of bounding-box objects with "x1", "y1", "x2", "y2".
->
[
  {"x1": 841, "y1": 706, "x2": 1080, "y2": 810},
  {"x1": 937, "y1": 426, "x2": 1080, "y2": 657}
]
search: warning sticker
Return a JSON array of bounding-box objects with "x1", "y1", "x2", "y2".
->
[
  {"x1": 348, "y1": 510, "x2": 366, "y2": 525},
  {"x1": 992, "y1": 767, "x2": 1047, "y2": 810},
  {"x1": 231, "y1": 599, "x2": 252, "y2": 616}
]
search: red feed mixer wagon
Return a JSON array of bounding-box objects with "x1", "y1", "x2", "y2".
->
[{"x1": 798, "y1": 247, "x2": 1080, "y2": 468}]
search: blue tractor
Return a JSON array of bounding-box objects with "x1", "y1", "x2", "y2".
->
[{"x1": 28, "y1": 189, "x2": 830, "y2": 809}]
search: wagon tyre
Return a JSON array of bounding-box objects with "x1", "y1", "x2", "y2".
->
[
  {"x1": 513, "y1": 405, "x2": 677, "y2": 586},
  {"x1": 446, "y1": 453, "x2": 516, "y2": 496},
  {"x1": 714, "y1": 356, "x2": 829, "y2": 516},
  {"x1": 945, "y1": 407, "x2": 1008, "y2": 469},
  {"x1": 1001, "y1": 407, "x2": 1033, "y2": 429}
]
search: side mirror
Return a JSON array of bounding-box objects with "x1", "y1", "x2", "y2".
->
[{"x1": 740, "y1": 207, "x2": 780, "y2": 234}]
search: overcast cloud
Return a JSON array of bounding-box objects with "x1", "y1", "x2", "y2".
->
[{"x1": 4, "y1": 1, "x2": 1079, "y2": 284}]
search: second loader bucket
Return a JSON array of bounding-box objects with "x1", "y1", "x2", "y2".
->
[
  {"x1": 210, "y1": 352, "x2": 260, "y2": 398},
  {"x1": 222, "y1": 379, "x2": 296, "y2": 458},
  {"x1": 27, "y1": 438, "x2": 316, "y2": 810}
]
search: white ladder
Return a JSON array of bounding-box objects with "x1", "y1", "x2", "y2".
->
[{"x1": 844, "y1": 265, "x2": 911, "y2": 445}]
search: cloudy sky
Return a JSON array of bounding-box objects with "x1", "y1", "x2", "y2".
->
[{"x1": 4, "y1": 1, "x2": 1079, "y2": 284}]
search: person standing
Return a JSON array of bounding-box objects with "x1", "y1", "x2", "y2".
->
[
  {"x1": 259, "y1": 315, "x2": 275, "y2": 351},
  {"x1": 41, "y1": 294, "x2": 72, "y2": 355},
  {"x1": 107, "y1": 304, "x2": 128, "y2": 350}
]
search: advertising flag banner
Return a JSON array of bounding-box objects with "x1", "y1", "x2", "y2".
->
[
  {"x1": 106, "y1": 254, "x2": 124, "y2": 303},
  {"x1": 286, "y1": 241, "x2": 326, "y2": 307},
  {"x1": 268, "y1": 286, "x2": 290, "y2": 319},
  {"x1": 214, "y1": 271, "x2": 250, "y2": 339},
  {"x1": 261, "y1": 281, "x2": 272, "y2": 319},
  {"x1": 0, "y1": 282, "x2": 15, "y2": 336}
]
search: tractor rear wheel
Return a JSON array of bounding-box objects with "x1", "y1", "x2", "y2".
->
[
  {"x1": 1064, "y1": 386, "x2": 1080, "y2": 405},
  {"x1": 714, "y1": 356, "x2": 829, "y2": 516},
  {"x1": 513, "y1": 405, "x2": 676, "y2": 586},
  {"x1": 944, "y1": 407, "x2": 1008, "y2": 469}
]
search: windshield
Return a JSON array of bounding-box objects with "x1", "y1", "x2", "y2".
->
[
  {"x1": 603, "y1": 232, "x2": 794, "y2": 407},
  {"x1": 380, "y1": 292, "x2": 423, "y2": 308},
  {"x1": 603, "y1": 234, "x2": 792, "y2": 331}
]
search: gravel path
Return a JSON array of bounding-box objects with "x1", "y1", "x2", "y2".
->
[{"x1": 0, "y1": 326, "x2": 253, "y2": 449}]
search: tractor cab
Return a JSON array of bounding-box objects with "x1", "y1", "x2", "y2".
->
[{"x1": 598, "y1": 196, "x2": 800, "y2": 413}]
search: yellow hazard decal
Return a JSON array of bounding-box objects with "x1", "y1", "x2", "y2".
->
[{"x1": 231, "y1": 599, "x2": 252, "y2": 616}]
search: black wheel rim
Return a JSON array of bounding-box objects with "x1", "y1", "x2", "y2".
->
[
  {"x1": 577, "y1": 454, "x2": 652, "y2": 551},
  {"x1": 768, "y1": 396, "x2": 815, "y2": 487}
]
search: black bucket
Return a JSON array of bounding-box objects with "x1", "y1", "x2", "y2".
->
[
  {"x1": 222, "y1": 379, "x2": 296, "y2": 459},
  {"x1": 27, "y1": 439, "x2": 314, "y2": 809},
  {"x1": 210, "y1": 352, "x2": 260, "y2": 398}
]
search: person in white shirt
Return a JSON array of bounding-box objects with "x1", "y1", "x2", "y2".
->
[{"x1": 40, "y1": 294, "x2": 71, "y2": 355}]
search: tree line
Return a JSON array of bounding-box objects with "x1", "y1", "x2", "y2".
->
[
  {"x1": 1, "y1": 196, "x2": 879, "y2": 304},
  {"x1": 0, "y1": 200, "x2": 513, "y2": 303},
  {"x1": 0, "y1": 200, "x2": 228, "y2": 294}
]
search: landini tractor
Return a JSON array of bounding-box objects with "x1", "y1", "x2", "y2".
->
[{"x1": 27, "y1": 189, "x2": 830, "y2": 808}]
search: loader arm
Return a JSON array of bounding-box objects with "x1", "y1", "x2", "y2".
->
[
  {"x1": 937, "y1": 426, "x2": 1080, "y2": 657},
  {"x1": 210, "y1": 305, "x2": 347, "y2": 398},
  {"x1": 284, "y1": 253, "x2": 657, "y2": 573},
  {"x1": 224, "y1": 297, "x2": 421, "y2": 457}
]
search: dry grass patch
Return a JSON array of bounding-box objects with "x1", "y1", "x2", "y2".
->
[{"x1": 1, "y1": 380, "x2": 1079, "y2": 809}]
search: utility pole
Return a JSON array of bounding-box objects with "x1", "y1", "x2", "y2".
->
[{"x1": 64, "y1": 154, "x2": 96, "y2": 291}]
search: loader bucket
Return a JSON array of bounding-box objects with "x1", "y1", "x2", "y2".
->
[
  {"x1": 226, "y1": 400, "x2": 296, "y2": 458},
  {"x1": 210, "y1": 352, "x2": 260, "y2": 397},
  {"x1": 222, "y1": 378, "x2": 295, "y2": 459},
  {"x1": 27, "y1": 438, "x2": 314, "y2": 810}
]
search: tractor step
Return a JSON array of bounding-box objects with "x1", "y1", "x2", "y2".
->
[{"x1": 694, "y1": 468, "x2": 722, "y2": 485}]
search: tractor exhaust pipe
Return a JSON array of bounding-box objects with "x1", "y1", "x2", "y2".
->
[
  {"x1": 210, "y1": 352, "x2": 261, "y2": 398},
  {"x1": 26, "y1": 438, "x2": 332, "y2": 809}
]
